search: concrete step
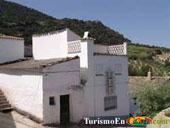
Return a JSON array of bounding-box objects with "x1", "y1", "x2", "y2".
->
[
  {"x1": 0, "y1": 102, "x2": 11, "y2": 107},
  {"x1": 0, "y1": 100, "x2": 9, "y2": 104},
  {"x1": 0, "y1": 95, "x2": 6, "y2": 98},
  {"x1": 0, "y1": 103, "x2": 11, "y2": 107},
  {"x1": 0, "y1": 107, "x2": 13, "y2": 112},
  {"x1": 0, "y1": 97, "x2": 7, "y2": 101},
  {"x1": 0, "y1": 89, "x2": 12, "y2": 112}
]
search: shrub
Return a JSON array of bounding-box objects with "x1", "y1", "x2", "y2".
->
[
  {"x1": 165, "y1": 58, "x2": 170, "y2": 67},
  {"x1": 136, "y1": 82, "x2": 170, "y2": 118},
  {"x1": 153, "y1": 49, "x2": 162, "y2": 55},
  {"x1": 140, "y1": 65, "x2": 152, "y2": 76},
  {"x1": 129, "y1": 64, "x2": 139, "y2": 76},
  {"x1": 128, "y1": 54, "x2": 138, "y2": 60}
]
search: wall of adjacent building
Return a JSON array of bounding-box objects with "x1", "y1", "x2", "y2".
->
[
  {"x1": 42, "y1": 58, "x2": 86, "y2": 124},
  {"x1": 0, "y1": 70, "x2": 43, "y2": 120},
  {"x1": 0, "y1": 39, "x2": 24, "y2": 63},
  {"x1": 33, "y1": 29, "x2": 80, "y2": 60}
]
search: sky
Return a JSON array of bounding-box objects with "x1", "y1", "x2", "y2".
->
[{"x1": 9, "y1": 0, "x2": 170, "y2": 47}]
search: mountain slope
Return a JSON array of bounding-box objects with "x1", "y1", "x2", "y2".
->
[
  {"x1": 1, "y1": 0, "x2": 170, "y2": 76},
  {"x1": 0, "y1": 0, "x2": 130, "y2": 45}
]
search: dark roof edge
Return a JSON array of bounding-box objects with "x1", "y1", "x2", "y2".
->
[
  {"x1": 41, "y1": 56, "x2": 80, "y2": 69},
  {"x1": 0, "y1": 34, "x2": 24, "y2": 40},
  {"x1": 94, "y1": 53, "x2": 127, "y2": 56},
  {"x1": 33, "y1": 28, "x2": 68, "y2": 37},
  {"x1": 0, "y1": 56, "x2": 80, "y2": 71}
]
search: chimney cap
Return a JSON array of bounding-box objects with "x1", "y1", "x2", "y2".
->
[{"x1": 83, "y1": 31, "x2": 89, "y2": 38}]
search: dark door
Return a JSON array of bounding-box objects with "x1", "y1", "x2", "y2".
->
[{"x1": 60, "y1": 95, "x2": 70, "y2": 125}]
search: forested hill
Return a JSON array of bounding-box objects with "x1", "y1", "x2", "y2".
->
[
  {"x1": 0, "y1": 0, "x2": 130, "y2": 45},
  {"x1": 1, "y1": 0, "x2": 170, "y2": 76}
]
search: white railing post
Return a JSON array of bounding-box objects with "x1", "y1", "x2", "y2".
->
[{"x1": 123, "y1": 42, "x2": 128, "y2": 55}]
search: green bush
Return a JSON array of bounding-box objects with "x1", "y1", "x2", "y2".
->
[
  {"x1": 129, "y1": 63, "x2": 152, "y2": 76},
  {"x1": 136, "y1": 82, "x2": 170, "y2": 118},
  {"x1": 140, "y1": 65, "x2": 152, "y2": 76},
  {"x1": 128, "y1": 53, "x2": 138, "y2": 60},
  {"x1": 153, "y1": 49, "x2": 162, "y2": 55},
  {"x1": 129, "y1": 64, "x2": 140, "y2": 76},
  {"x1": 165, "y1": 58, "x2": 170, "y2": 67}
]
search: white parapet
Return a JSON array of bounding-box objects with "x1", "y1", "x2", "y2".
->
[
  {"x1": 68, "y1": 41, "x2": 128, "y2": 56},
  {"x1": 123, "y1": 42, "x2": 128, "y2": 55},
  {"x1": 94, "y1": 44, "x2": 108, "y2": 54},
  {"x1": 94, "y1": 43, "x2": 128, "y2": 55}
]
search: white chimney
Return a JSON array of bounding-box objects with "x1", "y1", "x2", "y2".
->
[{"x1": 83, "y1": 31, "x2": 89, "y2": 38}]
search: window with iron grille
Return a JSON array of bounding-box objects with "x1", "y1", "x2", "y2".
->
[
  {"x1": 49, "y1": 96, "x2": 55, "y2": 105},
  {"x1": 104, "y1": 96, "x2": 117, "y2": 111},
  {"x1": 106, "y1": 71, "x2": 116, "y2": 95}
]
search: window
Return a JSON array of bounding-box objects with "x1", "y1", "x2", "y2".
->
[
  {"x1": 49, "y1": 96, "x2": 55, "y2": 105},
  {"x1": 104, "y1": 96, "x2": 117, "y2": 111},
  {"x1": 106, "y1": 71, "x2": 115, "y2": 95}
]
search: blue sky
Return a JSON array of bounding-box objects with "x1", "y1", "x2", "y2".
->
[{"x1": 9, "y1": 0, "x2": 170, "y2": 47}]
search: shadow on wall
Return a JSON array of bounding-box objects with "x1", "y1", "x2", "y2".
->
[
  {"x1": 0, "y1": 111, "x2": 16, "y2": 128},
  {"x1": 24, "y1": 45, "x2": 33, "y2": 57},
  {"x1": 80, "y1": 68, "x2": 88, "y2": 86}
]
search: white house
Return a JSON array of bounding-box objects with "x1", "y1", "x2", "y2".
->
[
  {"x1": 0, "y1": 28, "x2": 129, "y2": 125},
  {"x1": 0, "y1": 34, "x2": 24, "y2": 64}
]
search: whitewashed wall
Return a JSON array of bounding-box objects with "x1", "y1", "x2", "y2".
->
[
  {"x1": 42, "y1": 58, "x2": 86, "y2": 124},
  {"x1": 94, "y1": 44, "x2": 108, "y2": 54},
  {"x1": 0, "y1": 70, "x2": 43, "y2": 120},
  {"x1": 68, "y1": 40, "x2": 130, "y2": 117},
  {"x1": 67, "y1": 29, "x2": 81, "y2": 42},
  {"x1": 94, "y1": 55, "x2": 129, "y2": 116},
  {"x1": 33, "y1": 29, "x2": 80, "y2": 60},
  {"x1": 67, "y1": 39, "x2": 97, "y2": 118},
  {"x1": 33, "y1": 31, "x2": 67, "y2": 59},
  {"x1": 0, "y1": 39, "x2": 24, "y2": 63}
]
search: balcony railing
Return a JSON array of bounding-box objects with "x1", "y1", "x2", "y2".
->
[
  {"x1": 68, "y1": 40, "x2": 81, "y2": 54},
  {"x1": 68, "y1": 40, "x2": 127, "y2": 55},
  {"x1": 94, "y1": 43, "x2": 127, "y2": 55}
]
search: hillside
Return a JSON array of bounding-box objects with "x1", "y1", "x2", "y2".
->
[
  {"x1": 128, "y1": 44, "x2": 170, "y2": 76},
  {"x1": 0, "y1": 0, "x2": 130, "y2": 45},
  {"x1": 0, "y1": 0, "x2": 170, "y2": 76}
]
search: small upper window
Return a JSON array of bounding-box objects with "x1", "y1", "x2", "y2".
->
[{"x1": 49, "y1": 96, "x2": 55, "y2": 105}]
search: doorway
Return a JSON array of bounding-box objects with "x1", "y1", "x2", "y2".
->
[{"x1": 60, "y1": 94, "x2": 70, "y2": 125}]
